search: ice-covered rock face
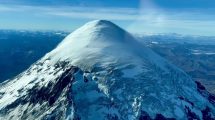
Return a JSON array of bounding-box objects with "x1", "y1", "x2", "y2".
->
[{"x1": 0, "y1": 20, "x2": 215, "y2": 120}]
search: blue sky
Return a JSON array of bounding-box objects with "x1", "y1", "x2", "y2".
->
[{"x1": 0, "y1": 0, "x2": 215, "y2": 36}]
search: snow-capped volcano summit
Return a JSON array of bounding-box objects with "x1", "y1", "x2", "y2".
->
[
  {"x1": 47, "y1": 20, "x2": 168, "y2": 72},
  {"x1": 0, "y1": 20, "x2": 215, "y2": 120}
]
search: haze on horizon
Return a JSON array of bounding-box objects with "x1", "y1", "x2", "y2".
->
[{"x1": 0, "y1": 0, "x2": 215, "y2": 36}]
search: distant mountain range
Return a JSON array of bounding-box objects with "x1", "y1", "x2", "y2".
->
[
  {"x1": 0, "y1": 30, "x2": 67, "y2": 82},
  {"x1": 137, "y1": 35, "x2": 215, "y2": 94}
]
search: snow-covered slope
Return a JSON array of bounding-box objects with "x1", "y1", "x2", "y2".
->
[{"x1": 0, "y1": 20, "x2": 215, "y2": 120}]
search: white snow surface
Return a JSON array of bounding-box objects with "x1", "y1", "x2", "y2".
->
[
  {"x1": 0, "y1": 20, "x2": 215, "y2": 120},
  {"x1": 46, "y1": 20, "x2": 168, "y2": 71}
]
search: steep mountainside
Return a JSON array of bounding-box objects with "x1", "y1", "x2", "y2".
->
[{"x1": 0, "y1": 20, "x2": 215, "y2": 120}]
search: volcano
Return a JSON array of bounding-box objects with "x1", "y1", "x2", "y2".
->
[{"x1": 0, "y1": 20, "x2": 214, "y2": 120}]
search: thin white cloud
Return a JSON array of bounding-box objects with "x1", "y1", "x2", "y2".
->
[
  {"x1": 41, "y1": 6, "x2": 167, "y2": 22},
  {"x1": 1, "y1": 4, "x2": 213, "y2": 22},
  {"x1": 0, "y1": 4, "x2": 215, "y2": 35},
  {"x1": 44, "y1": 7, "x2": 140, "y2": 20},
  {"x1": 0, "y1": 6, "x2": 19, "y2": 12},
  {"x1": 0, "y1": 5, "x2": 159, "y2": 21},
  {"x1": 47, "y1": 11, "x2": 137, "y2": 20}
]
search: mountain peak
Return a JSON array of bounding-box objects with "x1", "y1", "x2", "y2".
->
[
  {"x1": 46, "y1": 20, "x2": 171, "y2": 72},
  {"x1": 68, "y1": 19, "x2": 131, "y2": 43},
  {"x1": 48, "y1": 19, "x2": 149, "y2": 69},
  {"x1": 85, "y1": 20, "x2": 117, "y2": 27},
  {"x1": 0, "y1": 20, "x2": 215, "y2": 120},
  {"x1": 79, "y1": 19, "x2": 120, "y2": 32}
]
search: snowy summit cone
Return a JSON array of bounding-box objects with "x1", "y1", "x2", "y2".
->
[
  {"x1": 61, "y1": 20, "x2": 132, "y2": 43},
  {"x1": 0, "y1": 20, "x2": 215, "y2": 120},
  {"x1": 57, "y1": 19, "x2": 132, "y2": 46},
  {"x1": 47, "y1": 19, "x2": 167, "y2": 70}
]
